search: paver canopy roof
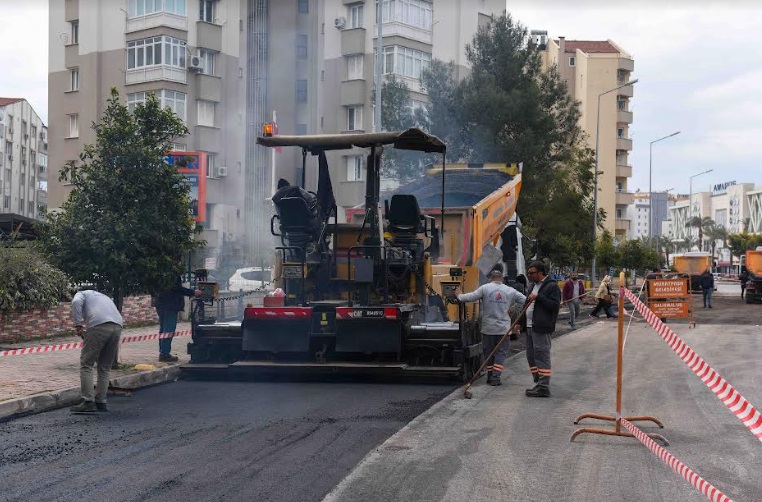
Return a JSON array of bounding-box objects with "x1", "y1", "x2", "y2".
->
[{"x1": 256, "y1": 128, "x2": 446, "y2": 154}]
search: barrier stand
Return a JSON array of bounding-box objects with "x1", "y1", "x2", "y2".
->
[{"x1": 570, "y1": 271, "x2": 668, "y2": 445}]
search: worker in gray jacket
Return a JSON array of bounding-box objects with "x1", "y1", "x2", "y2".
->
[
  {"x1": 455, "y1": 268, "x2": 526, "y2": 386},
  {"x1": 69, "y1": 289, "x2": 124, "y2": 413}
]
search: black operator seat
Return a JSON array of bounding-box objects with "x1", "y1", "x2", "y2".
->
[
  {"x1": 276, "y1": 197, "x2": 318, "y2": 238},
  {"x1": 387, "y1": 194, "x2": 424, "y2": 233}
]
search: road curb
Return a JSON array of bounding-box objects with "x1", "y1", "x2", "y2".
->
[{"x1": 0, "y1": 365, "x2": 181, "y2": 422}]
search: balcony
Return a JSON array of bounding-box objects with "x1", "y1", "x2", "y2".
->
[
  {"x1": 341, "y1": 28, "x2": 366, "y2": 56},
  {"x1": 616, "y1": 164, "x2": 632, "y2": 178},
  {"x1": 616, "y1": 137, "x2": 633, "y2": 151},
  {"x1": 197, "y1": 74, "x2": 222, "y2": 102},
  {"x1": 126, "y1": 65, "x2": 187, "y2": 85},
  {"x1": 376, "y1": 21, "x2": 433, "y2": 45},
  {"x1": 618, "y1": 85, "x2": 634, "y2": 98},
  {"x1": 615, "y1": 218, "x2": 631, "y2": 232},
  {"x1": 197, "y1": 21, "x2": 222, "y2": 52},
  {"x1": 616, "y1": 190, "x2": 634, "y2": 206},
  {"x1": 617, "y1": 110, "x2": 633, "y2": 124},
  {"x1": 618, "y1": 57, "x2": 635, "y2": 72},
  {"x1": 341, "y1": 80, "x2": 366, "y2": 106},
  {"x1": 126, "y1": 12, "x2": 188, "y2": 33}
]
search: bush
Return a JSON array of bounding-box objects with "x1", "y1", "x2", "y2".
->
[{"x1": 0, "y1": 247, "x2": 71, "y2": 313}]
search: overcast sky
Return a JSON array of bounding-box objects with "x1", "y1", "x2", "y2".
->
[{"x1": 1, "y1": 1, "x2": 760, "y2": 197}]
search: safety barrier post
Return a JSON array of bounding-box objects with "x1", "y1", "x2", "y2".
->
[{"x1": 570, "y1": 271, "x2": 668, "y2": 445}]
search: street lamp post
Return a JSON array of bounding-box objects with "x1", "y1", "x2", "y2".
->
[
  {"x1": 688, "y1": 168, "x2": 714, "y2": 249},
  {"x1": 649, "y1": 131, "x2": 680, "y2": 245},
  {"x1": 591, "y1": 78, "x2": 639, "y2": 285}
]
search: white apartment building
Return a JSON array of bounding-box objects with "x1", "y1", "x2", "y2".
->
[
  {"x1": 0, "y1": 98, "x2": 48, "y2": 220},
  {"x1": 48, "y1": 0, "x2": 504, "y2": 264},
  {"x1": 627, "y1": 191, "x2": 670, "y2": 240}
]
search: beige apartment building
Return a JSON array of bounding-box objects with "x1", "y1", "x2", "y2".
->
[
  {"x1": 48, "y1": 0, "x2": 504, "y2": 265},
  {"x1": 0, "y1": 98, "x2": 48, "y2": 221},
  {"x1": 533, "y1": 32, "x2": 635, "y2": 241}
]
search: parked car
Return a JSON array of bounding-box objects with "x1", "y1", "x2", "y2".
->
[{"x1": 228, "y1": 267, "x2": 273, "y2": 292}]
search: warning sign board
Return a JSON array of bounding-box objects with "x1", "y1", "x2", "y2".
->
[
  {"x1": 649, "y1": 301, "x2": 690, "y2": 319},
  {"x1": 648, "y1": 279, "x2": 689, "y2": 299}
]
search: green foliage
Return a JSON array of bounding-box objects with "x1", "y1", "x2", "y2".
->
[
  {"x1": 378, "y1": 75, "x2": 427, "y2": 182},
  {"x1": 0, "y1": 248, "x2": 71, "y2": 313},
  {"x1": 38, "y1": 88, "x2": 202, "y2": 310},
  {"x1": 419, "y1": 13, "x2": 596, "y2": 267},
  {"x1": 594, "y1": 230, "x2": 619, "y2": 272},
  {"x1": 619, "y1": 239, "x2": 659, "y2": 274}
]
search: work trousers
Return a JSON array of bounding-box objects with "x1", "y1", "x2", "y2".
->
[
  {"x1": 158, "y1": 310, "x2": 179, "y2": 355},
  {"x1": 483, "y1": 333, "x2": 508, "y2": 378},
  {"x1": 702, "y1": 288, "x2": 713, "y2": 307},
  {"x1": 568, "y1": 299, "x2": 581, "y2": 326},
  {"x1": 80, "y1": 322, "x2": 121, "y2": 403},
  {"x1": 526, "y1": 327, "x2": 552, "y2": 389}
]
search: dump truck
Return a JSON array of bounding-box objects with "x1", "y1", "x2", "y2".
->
[
  {"x1": 672, "y1": 252, "x2": 713, "y2": 292},
  {"x1": 742, "y1": 247, "x2": 762, "y2": 304},
  {"x1": 181, "y1": 128, "x2": 524, "y2": 381}
]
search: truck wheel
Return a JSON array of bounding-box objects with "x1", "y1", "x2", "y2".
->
[{"x1": 746, "y1": 295, "x2": 755, "y2": 304}]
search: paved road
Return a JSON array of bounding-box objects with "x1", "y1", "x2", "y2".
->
[{"x1": 0, "y1": 381, "x2": 453, "y2": 502}]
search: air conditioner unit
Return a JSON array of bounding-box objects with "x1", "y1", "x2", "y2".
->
[
  {"x1": 334, "y1": 16, "x2": 346, "y2": 29},
  {"x1": 188, "y1": 55, "x2": 204, "y2": 72},
  {"x1": 216, "y1": 165, "x2": 228, "y2": 177}
]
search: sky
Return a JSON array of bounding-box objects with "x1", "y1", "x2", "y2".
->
[{"x1": 1, "y1": 0, "x2": 760, "y2": 197}]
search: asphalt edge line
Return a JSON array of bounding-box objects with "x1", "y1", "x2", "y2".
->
[{"x1": 0, "y1": 365, "x2": 182, "y2": 423}]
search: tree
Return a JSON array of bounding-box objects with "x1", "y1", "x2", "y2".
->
[
  {"x1": 704, "y1": 223, "x2": 727, "y2": 262},
  {"x1": 39, "y1": 89, "x2": 201, "y2": 310},
  {"x1": 419, "y1": 13, "x2": 597, "y2": 268},
  {"x1": 685, "y1": 216, "x2": 713, "y2": 251},
  {"x1": 594, "y1": 230, "x2": 619, "y2": 276},
  {"x1": 656, "y1": 235, "x2": 675, "y2": 268},
  {"x1": 0, "y1": 247, "x2": 71, "y2": 313},
  {"x1": 378, "y1": 75, "x2": 426, "y2": 182},
  {"x1": 619, "y1": 239, "x2": 659, "y2": 280}
]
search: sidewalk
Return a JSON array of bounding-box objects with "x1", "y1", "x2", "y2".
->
[{"x1": 0, "y1": 322, "x2": 190, "y2": 419}]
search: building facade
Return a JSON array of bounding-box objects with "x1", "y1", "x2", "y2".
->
[
  {"x1": 534, "y1": 33, "x2": 635, "y2": 241},
  {"x1": 0, "y1": 98, "x2": 48, "y2": 220},
  {"x1": 627, "y1": 191, "x2": 670, "y2": 240},
  {"x1": 48, "y1": 0, "x2": 503, "y2": 265}
]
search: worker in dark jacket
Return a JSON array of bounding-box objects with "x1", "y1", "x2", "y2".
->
[
  {"x1": 562, "y1": 272, "x2": 585, "y2": 328},
  {"x1": 524, "y1": 260, "x2": 561, "y2": 398},
  {"x1": 155, "y1": 277, "x2": 201, "y2": 362},
  {"x1": 700, "y1": 270, "x2": 714, "y2": 308}
]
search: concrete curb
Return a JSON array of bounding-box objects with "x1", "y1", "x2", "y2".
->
[{"x1": 0, "y1": 365, "x2": 181, "y2": 422}]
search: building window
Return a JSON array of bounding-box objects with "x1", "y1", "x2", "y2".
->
[
  {"x1": 199, "y1": 48, "x2": 217, "y2": 76},
  {"x1": 348, "y1": 3, "x2": 364, "y2": 28},
  {"x1": 19, "y1": 198, "x2": 24, "y2": 212},
  {"x1": 28, "y1": 201, "x2": 35, "y2": 215},
  {"x1": 298, "y1": 0, "x2": 309, "y2": 13},
  {"x1": 197, "y1": 100, "x2": 216, "y2": 127},
  {"x1": 199, "y1": 0, "x2": 215, "y2": 22},
  {"x1": 70, "y1": 21, "x2": 79, "y2": 45},
  {"x1": 128, "y1": 0, "x2": 187, "y2": 17},
  {"x1": 347, "y1": 106, "x2": 362, "y2": 131},
  {"x1": 127, "y1": 90, "x2": 186, "y2": 121},
  {"x1": 347, "y1": 155, "x2": 363, "y2": 181},
  {"x1": 67, "y1": 114, "x2": 79, "y2": 138},
  {"x1": 347, "y1": 54, "x2": 363, "y2": 80},
  {"x1": 206, "y1": 153, "x2": 216, "y2": 177},
  {"x1": 616, "y1": 208, "x2": 623, "y2": 219},
  {"x1": 296, "y1": 123, "x2": 307, "y2": 135},
  {"x1": 616, "y1": 181, "x2": 623, "y2": 192},
  {"x1": 569, "y1": 56, "x2": 575, "y2": 66},
  {"x1": 127, "y1": 36, "x2": 187, "y2": 70},
  {"x1": 376, "y1": 0, "x2": 433, "y2": 30},
  {"x1": 171, "y1": 142, "x2": 186, "y2": 151},
  {"x1": 617, "y1": 127, "x2": 624, "y2": 139},
  {"x1": 69, "y1": 68, "x2": 80, "y2": 91},
  {"x1": 127, "y1": 91, "x2": 147, "y2": 112},
  {"x1": 30, "y1": 151, "x2": 36, "y2": 169},
  {"x1": 617, "y1": 99, "x2": 627, "y2": 111},
  {"x1": 296, "y1": 34, "x2": 308, "y2": 59},
  {"x1": 381, "y1": 45, "x2": 431, "y2": 79},
  {"x1": 296, "y1": 79, "x2": 308, "y2": 103},
  {"x1": 21, "y1": 147, "x2": 27, "y2": 167},
  {"x1": 3, "y1": 196, "x2": 9, "y2": 209}
]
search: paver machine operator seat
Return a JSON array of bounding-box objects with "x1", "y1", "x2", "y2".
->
[
  {"x1": 272, "y1": 195, "x2": 321, "y2": 261},
  {"x1": 385, "y1": 194, "x2": 427, "y2": 262}
]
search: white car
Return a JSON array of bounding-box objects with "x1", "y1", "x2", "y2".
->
[{"x1": 228, "y1": 267, "x2": 273, "y2": 292}]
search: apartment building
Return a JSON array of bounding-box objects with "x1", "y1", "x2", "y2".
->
[
  {"x1": 627, "y1": 191, "x2": 670, "y2": 240},
  {"x1": 534, "y1": 32, "x2": 636, "y2": 241},
  {"x1": 0, "y1": 98, "x2": 48, "y2": 221},
  {"x1": 48, "y1": 0, "x2": 503, "y2": 264}
]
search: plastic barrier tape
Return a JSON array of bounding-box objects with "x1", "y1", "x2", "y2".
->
[
  {"x1": 620, "y1": 418, "x2": 732, "y2": 502},
  {"x1": 623, "y1": 287, "x2": 762, "y2": 442},
  {"x1": 0, "y1": 330, "x2": 191, "y2": 358}
]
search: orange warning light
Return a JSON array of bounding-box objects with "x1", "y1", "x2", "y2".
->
[{"x1": 262, "y1": 123, "x2": 274, "y2": 137}]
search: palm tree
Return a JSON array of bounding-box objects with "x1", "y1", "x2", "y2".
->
[
  {"x1": 705, "y1": 224, "x2": 728, "y2": 265},
  {"x1": 657, "y1": 235, "x2": 675, "y2": 268},
  {"x1": 685, "y1": 216, "x2": 714, "y2": 251}
]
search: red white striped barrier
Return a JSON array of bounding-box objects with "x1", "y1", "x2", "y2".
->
[
  {"x1": 623, "y1": 287, "x2": 762, "y2": 443},
  {"x1": 0, "y1": 330, "x2": 191, "y2": 358},
  {"x1": 619, "y1": 417, "x2": 732, "y2": 502}
]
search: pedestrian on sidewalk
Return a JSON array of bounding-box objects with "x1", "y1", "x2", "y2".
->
[
  {"x1": 562, "y1": 271, "x2": 585, "y2": 328},
  {"x1": 70, "y1": 289, "x2": 124, "y2": 413},
  {"x1": 590, "y1": 275, "x2": 615, "y2": 319},
  {"x1": 155, "y1": 277, "x2": 201, "y2": 362},
  {"x1": 455, "y1": 267, "x2": 526, "y2": 387},
  {"x1": 525, "y1": 261, "x2": 561, "y2": 398},
  {"x1": 700, "y1": 269, "x2": 714, "y2": 308},
  {"x1": 740, "y1": 269, "x2": 749, "y2": 300}
]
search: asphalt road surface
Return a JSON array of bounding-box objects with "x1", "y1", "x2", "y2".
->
[{"x1": 0, "y1": 381, "x2": 454, "y2": 502}]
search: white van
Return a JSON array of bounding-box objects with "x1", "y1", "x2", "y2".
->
[{"x1": 228, "y1": 267, "x2": 273, "y2": 292}]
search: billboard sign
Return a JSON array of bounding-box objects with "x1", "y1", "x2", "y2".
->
[{"x1": 167, "y1": 151, "x2": 207, "y2": 223}]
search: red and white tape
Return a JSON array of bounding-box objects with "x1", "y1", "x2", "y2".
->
[
  {"x1": 0, "y1": 330, "x2": 191, "y2": 358},
  {"x1": 619, "y1": 417, "x2": 732, "y2": 502},
  {"x1": 623, "y1": 287, "x2": 762, "y2": 442}
]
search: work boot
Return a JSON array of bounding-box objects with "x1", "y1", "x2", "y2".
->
[
  {"x1": 525, "y1": 386, "x2": 551, "y2": 398},
  {"x1": 70, "y1": 400, "x2": 97, "y2": 413},
  {"x1": 159, "y1": 354, "x2": 179, "y2": 362},
  {"x1": 96, "y1": 402, "x2": 108, "y2": 412},
  {"x1": 489, "y1": 377, "x2": 502, "y2": 386}
]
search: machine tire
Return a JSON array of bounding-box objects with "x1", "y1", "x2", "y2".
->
[{"x1": 746, "y1": 295, "x2": 755, "y2": 304}]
